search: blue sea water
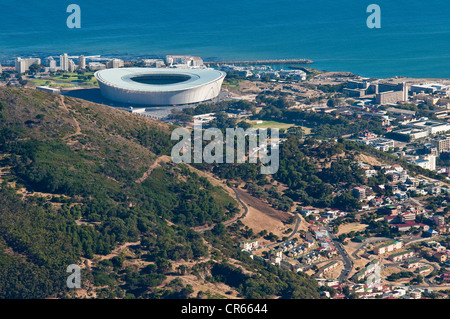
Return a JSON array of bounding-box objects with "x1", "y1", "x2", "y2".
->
[{"x1": 1, "y1": 0, "x2": 450, "y2": 78}]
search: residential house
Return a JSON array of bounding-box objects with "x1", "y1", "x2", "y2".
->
[
  {"x1": 403, "y1": 259, "x2": 421, "y2": 269},
  {"x1": 316, "y1": 261, "x2": 340, "y2": 278},
  {"x1": 374, "y1": 241, "x2": 403, "y2": 255},
  {"x1": 389, "y1": 250, "x2": 415, "y2": 262},
  {"x1": 239, "y1": 239, "x2": 258, "y2": 251},
  {"x1": 417, "y1": 266, "x2": 430, "y2": 275},
  {"x1": 409, "y1": 289, "x2": 422, "y2": 299},
  {"x1": 437, "y1": 225, "x2": 450, "y2": 235}
]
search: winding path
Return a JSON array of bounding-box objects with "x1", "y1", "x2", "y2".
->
[
  {"x1": 59, "y1": 95, "x2": 82, "y2": 140},
  {"x1": 194, "y1": 187, "x2": 249, "y2": 233}
]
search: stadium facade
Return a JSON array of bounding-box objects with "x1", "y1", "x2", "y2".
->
[{"x1": 95, "y1": 68, "x2": 226, "y2": 106}]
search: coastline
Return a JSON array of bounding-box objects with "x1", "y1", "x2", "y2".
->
[{"x1": 4, "y1": 51, "x2": 450, "y2": 84}]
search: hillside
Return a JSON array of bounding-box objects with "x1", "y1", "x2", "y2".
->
[{"x1": 0, "y1": 88, "x2": 320, "y2": 299}]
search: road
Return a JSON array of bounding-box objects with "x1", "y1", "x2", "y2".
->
[
  {"x1": 326, "y1": 224, "x2": 353, "y2": 282},
  {"x1": 258, "y1": 213, "x2": 302, "y2": 250},
  {"x1": 351, "y1": 237, "x2": 391, "y2": 260},
  {"x1": 383, "y1": 260, "x2": 439, "y2": 286}
]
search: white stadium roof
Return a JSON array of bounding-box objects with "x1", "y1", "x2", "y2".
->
[
  {"x1": 95, "y1": 67, "x2": 225, "y2": 92},
  {"x1": 94, "y1": 67, "x2": 226, "y2": 106}
]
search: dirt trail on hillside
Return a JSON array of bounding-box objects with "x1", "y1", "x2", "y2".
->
[
  {"x1": 59, "y1": 96, "x2": 82, "y2": 140},
  {"x1": 135, "y1": 155, "x2": 172, "y2": 183},
  {"x1": 95, "y1": 241, "x2": 141, "y2": 261}
]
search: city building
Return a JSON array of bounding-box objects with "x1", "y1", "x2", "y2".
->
[
  {"x1": 140, "y1": 59, "x2": 165, "y2": 68},
  {"x1": 68, "y1": 59, "x2": 77, "y2": 72},
  {"x1": 88, "y1": 62, "x2": 107, "y2": 71},
  {"x1": 413, "y1": 154, "x2": 436, "y2": 171},
  {"x1": 316, "y1": 261, "x2": 339, "y2": 277},
  {"x1": 269, "y1": 248, "x2": 283, "y2": 265},
  {"x1": 376, "y1": 90, "x2": 406, "y2": 105},
  {"x1": 344, "y1": 79, "x2": 408, "y2": 104},
  {"x1": 353, "y1": 259, "x2": 380, "y2": 282},
  {"x1": 106, "y1": 58, "x2": 124, "y2": 69},
  {"x1": 411, "y1": 83, "x2": 448, "y2": 95},
  {"x1": 95, "y1": 67, "x2": 226, "y2": 106},
  {"x1": 239, "y1": 239, "x2": 258, "y2": 251},
  {"x1": 165, "y1": 55, "x2": 203, "y2": 68},
  {"x1": 278, "y1": 69, "x2": 307, "y2": 81},
  {"x1": 357, "y1": 137, "x2": 395, "y2": 152},
  {"x1": 374, "y1": 241, "x2": 403, "y2": 255},
  {"x1": 392, "y1": 128, "x2": 429, "y2": 140},
  {"x1": 432, "y1": 215, "x2": 445, "y2": 226},
  {"x1": 409, "y1": 289, "x2": 422, "y2": 299},
  {"x1": 301, "y1": 208, "x2": 319, "y2": 216},
  {"x1": 432, "y1": 136, "x2": 450, "y2": 153},
  {"x1": 45, "y1": 57, "x2": 58, "y2": 72},
  {"x1": 389, "y1": 250, "x2": 414, "y2": 262},
  {"x1": 408, "y1": 119, "x2": 450, "y2": 135},
  {"x1": 15, "y1": 57, "x2": 41, "y2": 73},
  {"x1": 59, "y1": 53, "x2": 70, "y2": 72},
  {"x1": 79, "y1": 55, "x2": 86, "y2": 69},
  {"x1": 352, "y1": 187, "x2": 366, "y2": 200},
  {"x1": 400, "y1": 212, "x2": 416, "y2": 222}
]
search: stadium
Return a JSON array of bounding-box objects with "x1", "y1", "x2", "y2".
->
[{"x1": 94, "y1": 68, "x2": 226, "y2": 106}]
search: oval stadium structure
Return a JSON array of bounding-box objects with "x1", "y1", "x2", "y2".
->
[{"x1": 95, "y1": 68, "x2": 226, "y2": 106}]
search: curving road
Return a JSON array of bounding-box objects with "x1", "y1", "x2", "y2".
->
[
  {"x1": 326, "y1": 224, "x2": 353, "y2": 282},
  {"x1": 258, "y1": 213, "x2": 302, "y2": 250}
]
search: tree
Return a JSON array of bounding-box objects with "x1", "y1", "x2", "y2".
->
[
  {"x1": 333, "y1": 192, "x2": 362, "y2": 211},
  {"x1": 176, "y1": 265, "x2": 187, "y2": 275},
  {"x1": 156, "y1": 258, "x2": 172, "y2": 274},
  {"x1": 28, "y1": 63, "x2": 42, "y2": 74},
  {"x1": 212, "y1": 223, "x2": 226, "y2": 236},
  {"x1": 327, "y1": 99, "x2": 336, "y2": 107}
]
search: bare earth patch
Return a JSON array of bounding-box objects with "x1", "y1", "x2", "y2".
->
[
  {"x1": 163, "y1": 274, "x2": 241, "y2": 299},
  {"x1": 337, "y1": 222, "x2": 368, "y2": 236}
]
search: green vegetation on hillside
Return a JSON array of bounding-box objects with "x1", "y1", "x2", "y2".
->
[{"x1": 0, "y1": 88, "x2": 320, "y2": 299}]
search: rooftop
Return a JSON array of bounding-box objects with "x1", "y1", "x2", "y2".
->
[{"x1": 95, "y1": 67, "x2": 226, "y2": 92}]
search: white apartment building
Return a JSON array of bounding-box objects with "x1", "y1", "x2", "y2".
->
[
  {"x1": 374, "y1": 241, "x2": 403, "y2": 255},
  {"x1": 106, "y1": 58, "x2": 124, "y2": 69},
  {"x1": 59, "y1": 53, "x2": 70, "y2": 72},
  {"x1": 68, "y1": 59, "x2": 77, "y2": 72},
  {"x1": 166, "y1": 55, "x2": 203, "y2": 67},
  {"x1": 79, "y1": 55, "x2": 86, "y2": 69},
  {"x1": 413, "y1": 154, "x2": 436, "y2": 171},
  {"x1": 15, "y1": 57, "x2": 41, "y2": 73}
]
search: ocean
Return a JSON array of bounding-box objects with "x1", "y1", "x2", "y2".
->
[{"x1": 1, "y1": 0, "x2": 450, "y2": 78}]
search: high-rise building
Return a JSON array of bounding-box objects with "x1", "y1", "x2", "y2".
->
[
  {"x1": 46, "y1": 57, "x2": 58, "y2": 72},
  {"x1": 106, "y1": 58, "x2": 124, "y2": 69},
  {"x1": 79, "y1": 55, "x2": 86, "y2": 69},
  {"x1": 15, "y1": 57, "x2": 41, "y2": 73},
  {"x1": 68, "y1": 59, "x2": 77, "y2": 72},
  {"x1": 165, "y1": 55, "x2": 203, "y2": 67},
  {"x1": 433, "y1": 215, "x2": 445, "y2": 226},
  {"x1": 413, "y1": 154, "x2": 436, "y2": 171},
  {"x1": 433, "y1": 136, "x2": 450, "y2": 153},
  {"x1": 60, "y1": 53, "x2": 69, "y2": 72},
  {"x1": 352, "y1": 187, "x2": 366, "y2": 200}
]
